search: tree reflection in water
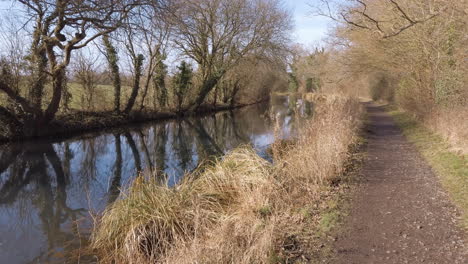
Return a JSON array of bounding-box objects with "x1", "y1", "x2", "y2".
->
[
  {"x1": 108, "y1": 134, "x2": 123, "y2": 205},
  {"x1": 0, "y1": 143, "x2": 87, "y2": 263},
  {"x1": 0, "y1": 97, "x2": 313, "y2": 263}
]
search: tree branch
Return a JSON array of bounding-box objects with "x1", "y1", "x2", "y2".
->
[
  {"x1": 0, "y1": 105, "x2": 22, "y2": 127},
  {"x1": 0, "y1": 80, "x2": 39, "y2": 114},
  {"x1": 389, "y1": 0, "x2": 415, "y2": 24}
]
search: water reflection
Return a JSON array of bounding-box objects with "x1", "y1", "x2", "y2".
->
[
  {"x1": 0, "y1": 144, "x2": 89, "y2": 263},
  {"x1": 0, "y1": 96, "x2": 313, "y2": 263}
]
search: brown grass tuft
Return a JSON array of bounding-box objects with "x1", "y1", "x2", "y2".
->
[{"x1": 90, "y1": 95, "x2": 363, "y2": 263}]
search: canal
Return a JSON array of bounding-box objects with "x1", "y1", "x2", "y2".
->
[{"x1": 0, "y1": 95, "x2": 313, "y2": 263}]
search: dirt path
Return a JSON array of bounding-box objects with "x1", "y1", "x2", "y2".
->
[{"x1": 333, "y1": 103, "x2": 467, "y2": 264}]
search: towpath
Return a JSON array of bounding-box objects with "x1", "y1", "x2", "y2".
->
[{"x1": 333, "y1": 103, "x2": 468, "y2": 263}]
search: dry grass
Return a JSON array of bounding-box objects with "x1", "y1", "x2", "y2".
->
[
  {"x1": 91, "y1": 148, "x2": 277, "y2": 263},
  {"x1": 424, "y1": 106, "x2": 468, "y2": 155},
  {"x1": 279, "y1": 96, "x2": 361, "y2": 187},
  {"x1": 90, "y1": 95, "x2": 363, "y2": 263}
]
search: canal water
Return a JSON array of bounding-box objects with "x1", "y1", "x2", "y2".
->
[{"x1": 0, "y1": 96, "x2": 312, "y2": 263}]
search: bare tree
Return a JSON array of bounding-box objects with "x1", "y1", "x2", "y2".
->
[
  {"x1": 0, "y1": 15, "x2": 28, "y2": 94},
  {"x1": 170, "y1": 0, "x2": 292, "y2": 110},
  {"x1": 136, "y1": 2, "x2": 173, "y2": 111},
  {"x1": 117, "y1": 0, "x2": 172, "y2": 114},
  {"x1": 0, "y1": 0, "x2": 140, "y2": 137},
  {"x1": 73, "y1": 51, "x2": 102, "y2": 111},
  {"x1": 312, "y1": 0, "x2": 448, "y2": 38}
]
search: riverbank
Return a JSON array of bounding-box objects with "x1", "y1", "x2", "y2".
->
[
  {"x1": 89, "y1": 95, "x2": 363, "y2": 263},
  {"x1": 0, "y1": 101, "x2": 263, "y2": 144}
]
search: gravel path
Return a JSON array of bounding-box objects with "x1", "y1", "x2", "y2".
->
[{"x1": 333, "y1": 103, "x2": 468, "y2": 264}]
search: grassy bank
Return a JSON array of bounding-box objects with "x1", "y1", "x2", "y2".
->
[
  {"x1": 389, "y1": 109, "x2": 468, "y2": 229},
  {"x1": 90, "y1": 95, "x2": 363, "y2": 263}
]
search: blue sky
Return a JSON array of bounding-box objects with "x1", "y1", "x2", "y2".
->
[{"x1": 285, "y1": 0, "x2": 331, "y2": 47}]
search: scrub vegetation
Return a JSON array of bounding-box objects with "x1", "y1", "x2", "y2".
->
[
  {"x1": 90, "y1": 95, "x2": 363, "y2": 263},
  {"x1": 304, "y1": 0, "x2": 467, "y2": 153}
]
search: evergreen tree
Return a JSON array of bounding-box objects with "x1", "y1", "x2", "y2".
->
[
  {"x1": 153, "y1": 57, "x2": 168, "y2": 109},
  {"x1": 102, "y1": 35, "x2": 121, "y2": 113},
  {"x1": 173, "y1": 61, "x2": 193, "y2": 112}
]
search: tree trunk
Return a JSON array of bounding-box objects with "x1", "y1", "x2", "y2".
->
[
  {"x1": 124, "y1": 55, "x2": 144, "y2": 114},
  {"x1": 229, "y1": 80, "x2": 241, "y2": 106},
  {"x1": 103, "y1": 35, "x2": 121, "y2": 114},
  {"x1": 113, "y1": 77, "x2": 121, "y2": 113},
  {"x1": 42, "y1": 68, "x2": 65, "y2": 124},
  {"x1": 191, "y1": 73, "x2": 223, "y2": 110},
  {"x1": 29, "y1": 49, "x2": 48, "y2": 110},
  {"x1": 213, "y1": 84, "x2": 218, "y2": 107},
  {"x1": 139, "y1": 72, "x2": 152, "y2": 112},
  {"x1": 0, "y1": 106, "x2": 22, "y2": 137}
]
